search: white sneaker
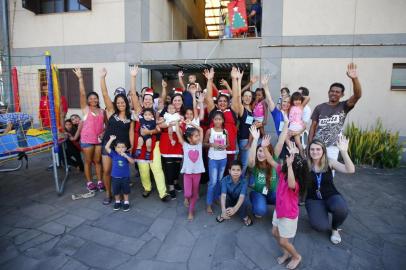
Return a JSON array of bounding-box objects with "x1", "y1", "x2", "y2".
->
[{"x1": 330, "y1": 229, "x2": 342, "y2": 244}]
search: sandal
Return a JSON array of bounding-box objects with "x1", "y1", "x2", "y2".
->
[
  {"x1": 330, "y1": 229, "x2": 342, "y2": 244},
  {"x1": 216, "y1": 215, "x2": 225, "y2": 223},
  {"x1": 142, "y1": 190, "x2": 151, "y2": 198},
  {"x1": 243, "y1": 216, "x2": 253, "y2": 226}
]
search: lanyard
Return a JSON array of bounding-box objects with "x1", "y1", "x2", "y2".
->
[{"x1": 315, "y1": 173, "x2": 323, "y2": 190}]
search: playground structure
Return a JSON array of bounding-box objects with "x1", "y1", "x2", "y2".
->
[{"x1": 0, "y1": 52, "x2": 69, "y2": 195}]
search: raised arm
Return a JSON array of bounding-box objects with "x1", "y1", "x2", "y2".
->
[
  {"x1": 231, "y1": 67, "x2": 242, "y2": 113},
  {"x1": 204, "y1": 68, "x2": 216, "y2": 112},
  {"x1": 72, "y1": 68, "x2": 87, "y2": 111},
  {"x1": 302, "y1": 95, "x2": 310, "y2": 108},
  {"x1": 248, "y1": 126, "x2": 260, "y2": 168},
  {"x1": 100, "y1": 68, "x2": 114, "y2": 115},
  {"x1": 161, "y1": 80, "x2": 168, "y2": 106},
  {"x1": 346, "y1": 63, "x2": 362, "y2": 108},
  {"x1": 174, "y1": 122, "x2": 185, "y2": 145},
  {"x1": 220, "y1": 79, "x2": 232, "y2": 94},
  {"x1": 105, "y1": 135, "x2": 115, "y2": 154},
  {"x1": 262, "y1": 74, "x2": 276, "y2": 112},
  {"x1": 178, "y1": 71, "x2": 186, "y2": 91},
  {"x1": 129, "y1": 66, "x2": 142, "y2": 114},
  {"x1": 241, "y1": 75, "x2": 258, "y2": 92},
  {"x1": 329, "y1": 135, "x2": 355, "y2": 173},
  {"x1": 187, "y1": 121, "x2": 204, "y2": 144},
  {"x1": 286, "y1": 153, "x2": 297, "y2": 190},
  {"x1": 196, "y1": 92, "x2": 205, "y2": 121},
  {"x1": 261, "y1": 134, "x2": 279, "y2": 168},
  {"x1": 274, "y1": 112, "x2": 289, "y2": 157}
]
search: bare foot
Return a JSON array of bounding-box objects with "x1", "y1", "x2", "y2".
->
[
  {"x1": 184, "y1": 198, "x2": 189, "y2": 208},
  {"x1": 287, "y1": 255, "x2": 302, "y2": 270},
  {"x1": 277, "y1": 253, "x2": 291, "y2": 265},
  {"x1": 207, "y1": 205, "x2": 213, "y2": 215},
  {"x1": 188, "y1": 212, "x2": 194, "y2": 221}
]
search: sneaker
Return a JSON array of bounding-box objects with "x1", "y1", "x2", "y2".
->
[
  {"x1": 122, "y1": 203, "x2": 130, "y2": 212},
  {"x1": 174, "y1": 183, "x2": 182, "y2": 192},
  {"x1": 330, "y1": 229, "x2": 342, "y2": 244},
  {"x1": 161, "y1": 194, "x2": 171, "y2": 202},
  {"x1": 87, "y1": 182, "x2": 97, "y2": 191},
  {"x1": 97, "y1": 181, "x2": 106, "y2": 192},
  {"x1": 103, "y1": 196, "x2": 112, "y2": 205},
  {"x1": 169, "y1": 190, "x2": 177, "y2": 200},
  {"x1": 134, "y1": 149, "x2": 142, "y2": 158},
  {"x1": 113, "y1": 202, "x2": 121, "y2": 211},
  {"x1": 142, "y1": 190, "x2": 151, "y2": 198}
]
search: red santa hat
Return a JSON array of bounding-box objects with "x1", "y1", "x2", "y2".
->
[
  {"x1": 218, "y1": 89, "x2": 231, "y2": 98},
  {"x1": 173, "y1": 87, "x2": 184, "y2": 95},
  {"x1": 144, "y1": 87, "x2": 154, "y2": 96}
]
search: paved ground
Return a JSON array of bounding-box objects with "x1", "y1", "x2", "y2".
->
[{"x1": 0, "y1": 153, "x2": 406, "y2": 270}]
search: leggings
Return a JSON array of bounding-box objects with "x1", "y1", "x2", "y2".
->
[
  {"x1": 183, "y1": 173, "x2": 201, "y2": 213},
  {"x1": 305, "y1": 194, "x2": 349, "y2": 231},
  {"x1": 162, "y1": 156, "x2": 182, "y2": 186}
]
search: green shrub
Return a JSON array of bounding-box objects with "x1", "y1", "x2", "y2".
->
[{"x1": 344, "y1": 120, "x2": 404, "y2": 168}]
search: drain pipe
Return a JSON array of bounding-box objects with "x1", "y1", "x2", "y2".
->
[{"x1": 1, "y1": 0, "x2": 14, "y2": 110}]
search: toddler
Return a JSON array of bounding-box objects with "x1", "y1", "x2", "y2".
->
[{"x1": 134, "y1": 108, "x2": 156, "y2": 160}]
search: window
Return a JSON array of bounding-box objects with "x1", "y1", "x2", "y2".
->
[
  {"x1": 391, "y1": 64, "x2": 406, "y2": 91},
  {"x1": 39, "y1": 68, "x2": 93, "y2": 109},
  {"x1": 22, "y1": 0, "x2": 91, "y2": 14}
]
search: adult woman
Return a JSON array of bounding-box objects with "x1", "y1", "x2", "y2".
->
[
  {"x1": 306, "y1": 136, "x2": 355, "y2": 244},
  {"x1": 99, "y1": 68, "x2": 134, "y2": 205},
  {"x1": 129, "y1": 66, "x2": 171, "y2": 202},
  {"x1": 158, "y1": 84, "x2": 185, "y2": 199},
  {"x1": 205, "y1": 67, "x2": 241, "y2": 169},
  {"x1": 247, "y1": 112, "x2": 289, "y2": 217},
  {"x1": 73, "y1": 68, "x2": 105, "y2": 191}
]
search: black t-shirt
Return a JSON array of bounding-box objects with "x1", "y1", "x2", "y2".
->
[
  {"x1": 306, "y1": 168, "x2": 340, "y2": 200},
  {"x1": 238, "y1": 107, "x2": 253, "y2": 140}
]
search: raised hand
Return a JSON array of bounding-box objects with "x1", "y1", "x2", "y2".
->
[
  {"x1": 337, "y1": 135, "x2": 349, "y2": 152},
  {"x1": 100, "y1": 68, "x2": 107, "y2": 78},
  {"x1": 286, "y1": 153, "x2": 294, "y2": 167},
  {"x1": 72, "y1": 68, "x2": 82, "y2": 79},
  {"x1": 236, "y1": 68, "x2": 244, "y2": 81},
  {"x1": 249, "y1": 125, "x2": 260, "y2": 140},
  {"x1": 178, "y1": 70, "x2": 184, "y2": 78},
  {"x1": 261, "y1": 134, "x2": 271, "y2": 148},
  {"x1": 220, "y1": 79, "x2": 229, "y2": 87},
  {"x1": 130, "y1": 65, "x2": 139, "y2": 77},
  {"x1": 250, "y1": 75, "x2": 259, "y2": 84},
  {"x1": 208, "y1": 67, "x2": 215, "y2": 80},
  {"x1": 109, "y1": 135, "x2": 116, "y2": 141},
  {"x1": 162, "y1": 80, "x2": 167, "y2": 88},
  {"x1": 230, "y1": 66, "x2": 239, "y2": 80},
  {"x1": 196, "y1": 91, "x2": 205, "y2": 103},
  {"x1": 346, "y1": 63, "x2": 358, "y2": 79},
  {"x1": 261, "y1": 74, "x2": 270, "y2": 86},
  {"x1": 286, "y1": 141, "x2": 299, "y2": 155}
]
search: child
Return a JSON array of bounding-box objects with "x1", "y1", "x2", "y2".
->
[
  {"x1": 266, "y1": 143, "x2": 307, "y2": 270},
  {"x1": 277, "y1": 87, "x2": 290, "y2": 110},
  {"x1": 215, "y1": 161, "x2": 253, "y2": 226},
  {"x1": 104, "y1": 135, "x2": 135, "y2": 211},
  {"x1": 285, "y1": 92, "x2": 310, "y2": 157},
  {"x1": 134, "y1": 108, "x2": 156, "y2": 160},
  {"x1": 163, "y1": 103, "x2": 181, "y2": 146},
  {"x1": 64, "y1": 119, "x2": 84, "y2": 171},
  {"x1": 246, "y1": 88, "x2": 267, "y2": 149},
  {"x1": 178, "y1": 71, "x2": 201, "y2": 109},
  {"x1": 175, "y1": 121, "x2": 205, "y2": 221},
  {"x1": 184, "y1": 91, "x2": 205, "y2": 129},
  {"x1": 204, "y1": 111, "x2": 228, "y2": 214}
]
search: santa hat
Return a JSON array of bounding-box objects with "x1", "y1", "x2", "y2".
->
[
  {"x1": 211, "y1": 84, "x2": 219, "y2": 101},
  {"x1": 218, "y1": 89, "x2": 231, "y2": 98},
  {"x1": 144, "y1": 87, "x2": 154, "y2": 96},
  {"x1": 173, "y1": 87, "x2": 184, "y2": 95}
]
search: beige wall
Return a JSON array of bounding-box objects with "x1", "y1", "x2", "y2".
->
[
  {"x1": 10, "y1": 0, "x2": 125, "y2": 48},
  {"x1": 283, "y1": 0, "x2": 406, "y2": 36},
  {"x1": 281, "y1": 58, "x2": 406, "y2": 136}
]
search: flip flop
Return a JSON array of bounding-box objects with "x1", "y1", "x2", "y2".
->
[
  {"x1": 216, "y1": 215, "x2": 225, "y2": 223},
  {"x1": 243, "y1": 216, "x2": 253, "y2": 226}
]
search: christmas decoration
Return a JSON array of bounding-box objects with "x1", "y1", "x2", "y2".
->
[{"x1": 227, "y1": 0, "x2": 248, "y2": 35}]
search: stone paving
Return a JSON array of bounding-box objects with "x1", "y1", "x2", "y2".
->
[{"x1": 0, "y1": 153, "x2": 406, "y2": 270}]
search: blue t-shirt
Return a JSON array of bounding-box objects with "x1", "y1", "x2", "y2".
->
[
  {"x1": 109, "y1": 150, "x2": 130, "y2": 178},
  {"x1": 183, "y1": 91, "x2": 193, "y2": 109},
  {"x1": 221, "y1": 175, "x2": 248, "y2": 200},
  {"x1": 271, "y1": 107, "x2": 284, "y2": 136}
]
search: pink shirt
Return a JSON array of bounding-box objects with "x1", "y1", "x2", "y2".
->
[
  {"x1": 288, "y1": 105, "x2": 304, "y2": 128},
  {"x1": 275, "y1": 165, "x2": 299, "y2": 219},
  {"x1": 80, "y1": 107, "x2": 105, "y2": 144},
  {"x1": 253, "y1": 101, "x2": 265, "y2": 119}
]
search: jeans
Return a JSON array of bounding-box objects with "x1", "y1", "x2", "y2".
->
[
  {"x1": 207, "y1": 158, "x2": 227, "y2": 205},
  {"x1": 238, "y1": 139, "x2": 249, "y2": 177},
  {"x1": 16, "y1": 120, "x2": 31, "y2": 148},
  {"x1": 305, "y1": 194, "x2": 348, "y2": 231},
  {"x1": 226, "y1": 196, "x2": 250, "y2": 219},
  {"x1": 250, "y1": 190, "x2": 276, "y2": 216}
]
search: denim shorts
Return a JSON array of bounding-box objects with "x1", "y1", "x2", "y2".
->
[
  {"x1": 111, "y1": 177, "x2": 131, "y2": 195},
  {"x1": 80, "y1": 142, "x2": 101, "y2": 149}
]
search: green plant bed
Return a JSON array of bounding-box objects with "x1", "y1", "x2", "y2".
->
[{"x1": 344, "y1": 120, "x2": 404, "y2": 168}]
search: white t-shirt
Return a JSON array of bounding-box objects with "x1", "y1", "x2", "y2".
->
[
  {"x1": 186, "y1": 118, "x2": 200, "y2": 129},
  {"x1": 302, "y1": 105, "x2": 312, "y2": 125},
  {"x1": 164, "y1": 112, "x2": 181, "y2": 131}
]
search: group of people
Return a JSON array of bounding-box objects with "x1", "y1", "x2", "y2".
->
[{"x1": 57, "y1": 62, "x2": 361, "y2": 270}]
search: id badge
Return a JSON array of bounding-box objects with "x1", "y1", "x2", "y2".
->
[
  {"x1": 316, "y1": 189, "x2": 323, "y2": 200},
  {"x1": 262, "y1": 186, "x2": 268, "y2": 195},
  {"x1": 278, "y1": 121, "x2": 285, "y2": 132},
  {"x1": 245, "y1": 115, "x2": 254, "y2": 125}
]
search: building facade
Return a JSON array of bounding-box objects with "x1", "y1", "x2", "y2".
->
[{"x1": 2, "y1": 0, "x2": 406, "y2": 151}]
